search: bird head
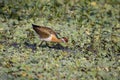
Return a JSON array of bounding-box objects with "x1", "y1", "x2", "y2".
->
[{"x1": 61, "y1": 37, "x2": 68, "y2": 43}]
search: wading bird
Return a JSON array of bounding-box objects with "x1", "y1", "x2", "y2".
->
[{"x1": 32, "y1": 24, "x2": 68, "y2": 46}]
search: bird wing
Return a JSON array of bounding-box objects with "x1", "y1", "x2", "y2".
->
[
  {"x1": 33, "y1": 25, "x2": 59, "y2": 39},
  {"x1": 40, "y1": 27, "x2": 59, "y2": 38},
  {"x1": 33, "y1": 27, "x2": 49, "y2": 38}
]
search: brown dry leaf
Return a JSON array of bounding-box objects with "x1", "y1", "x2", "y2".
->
[
  {"x1": 37, "y1": 74, "x2": 43, "y2": 78},
  {"x1": 85, "y1": 29, "x2": 91, "y2": 35},
  {"x1": 91, "y1": 2, "x2": 97, "y2": 6},
  {"x1": 21, "y1": 71, "x2": 27, "y2": 77}
]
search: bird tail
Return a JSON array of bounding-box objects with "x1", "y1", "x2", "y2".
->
[{"x1": 32, "y1": 24, "x2": 39, "y2": 27}]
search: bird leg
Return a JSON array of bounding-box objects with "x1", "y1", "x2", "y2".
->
[
  {"x1": 39, "y1": 41, "x2": 44, "y2": 47},
  {"x1": 45, "y1": 42, "x2": 53, "y2": 48},
  {"x1": 39, "y1": 41, "x2": 51, "y2": 48},
  {"x1": 45, "y1": 42, "x2": 50, "y2": 47}
]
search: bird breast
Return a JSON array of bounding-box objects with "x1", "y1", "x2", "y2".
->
[{"x1": 40, "y1": 34, "x2": 52, "y2": 41}]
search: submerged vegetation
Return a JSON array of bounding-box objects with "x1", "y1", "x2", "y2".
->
[{"x1": 0, "y1": 0, "x2": 120, "y2": 80}]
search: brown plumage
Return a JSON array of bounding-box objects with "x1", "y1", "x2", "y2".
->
[{"x1": 32, "y1": 24, "x2": 68, "y2": 44}]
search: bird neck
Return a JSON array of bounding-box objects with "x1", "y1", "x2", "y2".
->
[{"x1": 51, "y1": 35, "x2": 65, "y2": 43}]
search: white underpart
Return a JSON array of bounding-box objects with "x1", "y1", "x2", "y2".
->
[
  {"x1": 40, "y1": 35, "x2": 52, "y2": 41},
  {"x1": 61, "y1": 38, "x2": 65, "y2": 43}
]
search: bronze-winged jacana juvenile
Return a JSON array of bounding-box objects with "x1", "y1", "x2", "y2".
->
[{"x1": 32, "y1": 24, "x2": 68, "y2": 46}]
